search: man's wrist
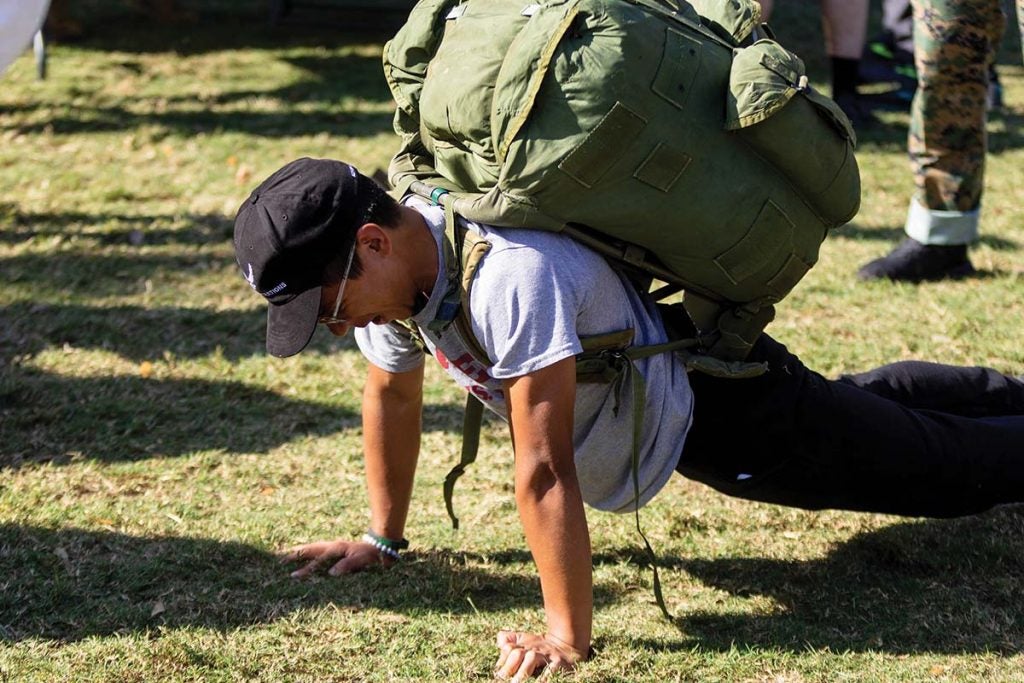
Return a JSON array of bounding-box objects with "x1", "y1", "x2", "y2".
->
[
  {"x1": 362, "y1": 529, "x2": 409, "y2": 561},
  {"x1": 545, "y1": 632, "x2": 592, "y2": 662}
]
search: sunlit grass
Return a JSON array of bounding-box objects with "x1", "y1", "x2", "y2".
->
[{"x1": 2, "y1": 2, "x2": 1023, "y2": 681}]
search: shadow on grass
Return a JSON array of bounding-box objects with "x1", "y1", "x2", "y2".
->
[
  {"x1": 663, "y1": 507, "x2": 1024, "y2": 655},
  {"x1": 988, "y1": 106, "x2": 1024, "y2": 155},
  {"x1": 2, "y1": 60, "x2": 394, "y2": 140},
  {"x1": 4, "y1": 97, "x2": 393, "y2": 142},
  {"x1": 0, "y1": 208, "x2": 234, "y2": 246},
  {"x1": 2, "y1": 249, "x2": 238, "y2": 300},
  {"x1": 2, "y1": 302, "x2": 270, "y2": 362},
  {"x1": 0, "y1": 367, "x2": 358, "y2": 466},
  {"x1": 834, "y1": 222, "x2": 906, "y2": 243},
  {"x1": 0, "y1": 358, "x2": 471, "y2": 467},
  {"x1": 461, "y1": 511, "x2": 1024, "y2": 655},
  {"x1": 847, "y1": 116, "x2": 912, "y2": 153},
  {"x1": 58, "y1": 6, "x2": 410, "y2": 56},
  {"x1": 5, "y1": 512, "x2": 1020, "y2": 651},
  {"x1": 0, "y1": 525, "x2": 615, "y2": 643}
]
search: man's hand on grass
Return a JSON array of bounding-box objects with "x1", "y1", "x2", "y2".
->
[
  {"x1": 493, "y1": 630, "x2": 589, "y2": 682},
  {"x1": 279, "y1": 539, "x2": 393, "y2": 578}
]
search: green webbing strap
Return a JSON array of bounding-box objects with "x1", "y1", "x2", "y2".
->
[
  {"x1": 389, "y1": 175, "x2": 417, "y2": 203},
  {"x1": 427, "y1": 205, "x2": 465, "y2": 333},
  {"x1": 442, "y1": 335, "x2": 696, "y2": 618},
  {"x1": 613, "y1": 338, "x2": 701, "y2": 622},
  {"x1": 619, "y1": 350, "x2": 672, "y2": 621},
  {"x1": 594, "y1": 333, "x2": 761, "y2": 621},
  {"x1": 441, "y1": 338, "x2": 685, "y2": 618},
  {"x1": 453, "y1": 225, "x2": 494, "y2": 367},
  {"x1": 443, "y1": 393, "x2": 485, "y2": 530}
]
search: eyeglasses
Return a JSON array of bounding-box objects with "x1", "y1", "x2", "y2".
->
[{"x1": 318, "y1": 240, "x2": 357, "y2": 325}]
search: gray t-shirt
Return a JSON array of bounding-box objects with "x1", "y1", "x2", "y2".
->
[{"x1": 355, "y1": 201, "x2": 693, "y2": 513}]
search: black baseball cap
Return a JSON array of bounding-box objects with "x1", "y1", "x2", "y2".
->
[{"x1": 233, "y1": 157, "x2": 381, "y2": 358}]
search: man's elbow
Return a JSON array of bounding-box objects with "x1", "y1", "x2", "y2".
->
[
  {"x1": 514, "y1": 456, "x2": 579, "y2": 505},
  {"x1": 364, "y1": 366, "x2": 423, "y2": 405}
]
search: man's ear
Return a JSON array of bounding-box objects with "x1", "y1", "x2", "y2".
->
[{"x1": 355, "y1": 223, "x2": 392, "y2": 256}]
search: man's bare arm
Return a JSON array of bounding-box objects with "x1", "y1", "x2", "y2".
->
[
  {"x1": 494, "y1": 356, "x2": 592, "y2": 680},
  {"x1": 283, "y1": 362, "x2": 424, "y2": 577},
  {"x1": 363, "y1": 362, "x2": 424, "y2": 540}
]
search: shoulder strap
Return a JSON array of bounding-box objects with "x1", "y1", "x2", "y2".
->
[
  {"x1": 451, "y1": 204, "x2": 493, "y2": 367},
  {"x1": 426, "y1": 200, "x2": 464, "y2": 334},
  {"x1": 443, "y1": 393, "x2": 485, "y2": 530},
  {"x1": 406, "y1": 183, "x2": 495, "y2": 366}
]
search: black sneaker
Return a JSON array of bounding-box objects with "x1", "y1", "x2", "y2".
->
[{"x1": 857, "y1": 238, "x2": 976, "y2": 282}]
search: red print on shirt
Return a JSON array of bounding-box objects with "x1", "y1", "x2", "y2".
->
[{"x1": 434, "y1": 349, "x2": 499, "y2": 403}]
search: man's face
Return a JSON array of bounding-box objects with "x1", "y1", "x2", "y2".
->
[{"x1": 317, "y1": 237, "x2": 418, "y2": 337}]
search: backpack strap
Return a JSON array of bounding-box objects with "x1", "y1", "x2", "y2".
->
[
  {"x1": 582, "y1": 331, "x2": 700, "y2": 622},
  {"x1": 398, "y1": 183, "x2": 495, "y2": 531},
  {"x1": 425, "y1": 200, "x2": 463, "y2": 335},
  {"x1": 409, "y1": 183, "x2": 495, "y2": 366},
  {"x1": 443, "y1": 392, "x2": 485, "y2": 530},
  {"x1": 451, "y1": 203, "x2": 494, "y2": 367},
  {"x1": 439, "y1": 206, "x2": 495, "y2": 531}
]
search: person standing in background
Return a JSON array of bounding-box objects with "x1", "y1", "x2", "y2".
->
[
  {"x1": 757, "y1": 0, "x2": 873, "y2": 125},
  {"x1": 858, "y1": 0, "x2": 1015, "y2": 282}
]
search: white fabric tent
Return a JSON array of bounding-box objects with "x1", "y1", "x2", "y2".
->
[{"x1": 0, "y1": 0, "x2": 51, "y2": 76}]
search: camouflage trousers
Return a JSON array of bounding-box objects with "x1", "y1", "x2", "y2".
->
[{"x1": 905, "y1": 0, "x2": 1018, "y2": 244}]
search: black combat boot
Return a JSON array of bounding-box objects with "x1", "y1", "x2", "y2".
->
[{"x1": 857, "y1": 238, "x2": 975, "y2": 282}]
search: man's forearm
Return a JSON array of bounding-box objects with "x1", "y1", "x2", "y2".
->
[
  {"x1": 504, "y1": 357, "x2": 593, "y2": 653},
  {"x1": 362, "y1": 363, "x2": 424, "y2": 539},
  {"x1": 517, "y1": 462, "x2": 594, "y2": 652}
]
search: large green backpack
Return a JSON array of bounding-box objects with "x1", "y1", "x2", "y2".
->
[{"x1": 384, "y1": 0, "x2": 860, "y2": 360}]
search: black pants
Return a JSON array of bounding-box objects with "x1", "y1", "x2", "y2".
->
[{"x1": 677, "y1": 334, "x2": 1024, "y2": 518}]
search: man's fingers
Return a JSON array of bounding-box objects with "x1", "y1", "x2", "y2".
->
[
  {"x1": 495, "y1": 647, "x2": 525, "y2": 681},
  {"x1": 279, "y1": 541, "x2": 333, "y2": 565},
  {"x1": 289, "y1": 559, "x2": 323, "y2": 580},
  {"x1": 278, "y1": 546, "x2": 305, "y2": 564},
  {"x1": 494, "y1": 636, "x2": 514, "y2": 672},
  {"x1": 289, "y1": 549, "x2": 338, "y2": 579},
  {"x1": 510, "y1": 649, "x2": 546, "y2": 683},
  {"x1": 281, "y1": 541, "x2": 390, "y2": 579},
  {"x1": 496, "y1": 630, "x2": 519, "y2": 650},
  {"x1": 494, "y1": 630, "x2": 585, "y2": 681},
  {"x1": 494, "y1": 630, "x2": 521, "y2": 677},
  {"x1": 494, "y1": 648, "x2": 511, "y2": 673},
  {"x1": 328, "y1": 553, "x2": 367, "y2": 576}
]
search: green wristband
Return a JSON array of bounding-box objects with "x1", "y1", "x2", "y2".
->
[{"x1": 365, "y1": 529, "x2": 409, "y2": 551}]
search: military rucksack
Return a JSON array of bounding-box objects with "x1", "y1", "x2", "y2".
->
[{"x1": 384, "y1": 0, "x2": 860, "y2": 361}]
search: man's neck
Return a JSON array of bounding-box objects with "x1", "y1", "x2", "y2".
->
[{"x1": 398, "y1": 204, "x2": 441, "y2": 296}]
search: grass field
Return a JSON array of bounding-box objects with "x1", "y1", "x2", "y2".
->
[{"x1": 2, "y1": 2, "x2": 1024, "y2": 681}]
